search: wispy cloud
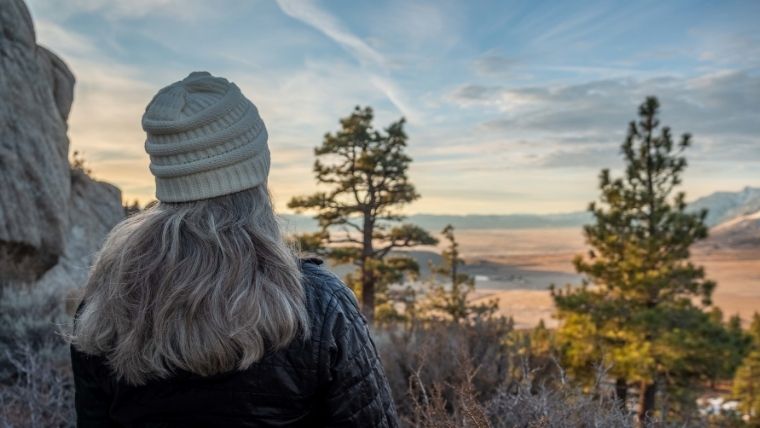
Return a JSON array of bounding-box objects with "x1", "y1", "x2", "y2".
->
[
  {"x1": 368, "y1": 75, "x2": 422, "y2": 122},
  {"x1": 28, "y1": 0, "x2": 216, "y2": 21},
  {"x1": 697, "y1": 32, "x2": 760, "y2": 69},
  {"x1": 275, "y1": 0, "x2": 422, "y2": 122},
  {"x1": 22, "y1": 0, "x2": 760, "y2": 213},
  {"x1": 451, "y1": 71, "x2": 760, "y2": 136},
  {"x1": 275, "y1": 0, "x2": 386, "y2": 67},
  {"x1": 473, "y1": 53, "x2": 519, "y2": 76},
  {"x1": 34, "y1": 20, "x2": 96, "y2": 56}
]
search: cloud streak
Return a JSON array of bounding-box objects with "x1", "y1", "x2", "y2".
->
[
  {"x1": 275, "y1": 0, "x2": 422, "y2": 122},
  {"x1": 28, "y1": 0, "x2": 217, "y2": 21},
  {"x1": 451, "y1": 71, "x2": 760, "y2": 138},
  {"x1": 275, "y1": 0, "x2": 386, "y2": 67},
  {"x1": 22, "y1": 0, "x2": 760, "y2": 213}
]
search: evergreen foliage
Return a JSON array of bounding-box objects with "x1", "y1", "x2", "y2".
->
[
  {"x1": 423, "y1": 224, "x2": 498, "y2": 323},
  {"x1": 551, "y1": 97, "x2": 743, "y2": 423},
  {"x1": 288, "y1": 106, "x2": 437, "y2": 324},
  {"x1": 123, "y1": 200, "x2": 142, "y2": 217},
  {"x1": 734, "y1": 313, "x2": 760, "y2": 424}
]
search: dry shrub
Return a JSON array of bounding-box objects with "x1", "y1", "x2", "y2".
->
[
  {"x1": 407, "y1": 362, "x2": 492, "y2": 428},
  {"x1": 485, "y1": 363, "x2": 633, "y2": 428},
  {"x1": 0, "y1": 341, "x2": 74, "y2": 428},
  {"x1": 376, "y1": 317, "x2": 638, "y2": 428},
  {"x1": 377, "y1": 316, "x2": 513, "y2": 423},
  {"x1": 0, "y1": 284, "x2": 75, "y2": 427}
]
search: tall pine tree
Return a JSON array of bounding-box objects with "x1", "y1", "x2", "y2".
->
[
  {"x1": 552, "y1": 97, "x2": 727, "y2": 424},
  {"x1": 734, "y1": 313, "x2": 760, "y2": 423},
  {"x1": 289, "y1": 106, "x2": 436, "y2": 325}
]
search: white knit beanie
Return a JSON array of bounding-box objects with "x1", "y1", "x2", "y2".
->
[{"x1": 142, "y1": 71, "x2": 270, "y2": 202}]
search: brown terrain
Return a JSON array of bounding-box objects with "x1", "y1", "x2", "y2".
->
[{"x1": 450, "y1": 228, "x2": 760, "y2": 329}]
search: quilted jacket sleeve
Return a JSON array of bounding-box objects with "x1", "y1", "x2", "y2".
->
[
  {"x1": 321, "y1": 287, "x2": 400, "y2": 427},
  {"x1": 70, "y1": 345, "x2": 118, "y2": 427},
  {"x1": 70, "y1": 301, "x2": 117, "y2": 428}
]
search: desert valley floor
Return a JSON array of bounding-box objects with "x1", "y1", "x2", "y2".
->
[{"x1": 449, "y1": 228, "x2": 760, "y2": 329}]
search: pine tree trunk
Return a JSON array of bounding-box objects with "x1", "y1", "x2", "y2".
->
[
  {"x1": 361, "y1": 212, "x2": 375, "y2": 326},
  {"x1": 615, "y1": 377, "x2": 628, "y2": 412},
  {"x1": 361, "y1": 264, "x2": 374, "y2": 326},
  {"x1": 638, "y1": 381, "x2": 656, "y2": 427}
]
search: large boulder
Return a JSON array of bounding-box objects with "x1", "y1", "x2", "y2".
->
[
  {"x1": 37, "y1": 171, "x2": 124, "y2": 294},
  {"x1": 0, "y1": 0, "x2": 124, "y2": 286}
]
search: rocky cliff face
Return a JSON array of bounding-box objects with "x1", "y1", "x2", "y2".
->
[{"x1": 0, "y1": 0, "x2": 124, "y2": 287}]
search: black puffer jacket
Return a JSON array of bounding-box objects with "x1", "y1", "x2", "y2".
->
[{"x1": 71, "y1": 258, "x2": 400, "y2": 427}]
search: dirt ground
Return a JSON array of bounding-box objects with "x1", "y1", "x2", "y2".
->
[{"x1": 452, "y1": 228, "x2": 760, "y2": 329}]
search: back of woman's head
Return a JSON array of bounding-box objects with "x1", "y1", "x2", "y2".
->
[
  {"x1": 71, "y1": 187, "x2": 309, "y2": 385},
  {"x1": 70, "y1": 72, "x2": 310, "y2": 385}
]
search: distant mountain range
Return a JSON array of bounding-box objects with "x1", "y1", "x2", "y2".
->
[
  {"x1": 279, "y1": 212, "x2": 594, "y2": 234},
  {"x1": 708, "y1": 210, "x2": 760, "y2": 248},
  {"x1": 688, "y1": 186, "x2": 760, "y2": 227},
  {"x1": 280, "y1": 186, "x2": 760, "y2": 233}
]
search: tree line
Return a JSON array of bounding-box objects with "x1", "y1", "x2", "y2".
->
[{"x1": 289, "y1": 98, "x2": 760, "y2": 425}]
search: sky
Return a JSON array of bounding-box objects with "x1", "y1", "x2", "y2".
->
[{"x1": 25, "y1": 0, "x2": 760, "y2": 215}]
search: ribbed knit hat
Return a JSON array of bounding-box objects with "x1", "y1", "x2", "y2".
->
[{"x1": 142, "y1": 71, "x2": 269, "y2": 202}]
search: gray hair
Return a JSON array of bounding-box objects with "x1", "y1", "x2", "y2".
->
[{"x1": 70, "y1": 186, "x2": 310, "y2": 385}]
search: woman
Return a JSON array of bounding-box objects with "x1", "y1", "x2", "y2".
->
[{"x1": 70, "y1": 72, "x2": 399, "y2": 427}]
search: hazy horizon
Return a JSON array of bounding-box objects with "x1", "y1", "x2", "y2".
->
[{"x1": 25, "y1": 0, "x2": 760, "y2": 215}]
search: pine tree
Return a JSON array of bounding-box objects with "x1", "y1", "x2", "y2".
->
[
  {"x1": 69, "y1": 150, "x2": 92, "y2": 176},
  {"x1": 123, "y1": 199, "x2": 142, "y2": 217},
  {"x1": 734, "y1": 313, "x2": 760, "y2": 424},
  {"x1": 552, "y1": 97, "x2": 727, "y2": 424},
  {"x1": 288, "y1": 106, "x2": 437, "y2": 325},
  {"x1": 699, "y1": 310, "x2": 752, "y2": 388},
  {"x1": 424, "y1": 225, "x2": 497, "y2": 323}
]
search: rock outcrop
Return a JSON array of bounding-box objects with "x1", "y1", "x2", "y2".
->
[
  {"x1": 0, "y1": 0, "x2": 124, "y2": 286},
  {"x1": 36, "y1": 171, "x2": 123, "y2": 292}
]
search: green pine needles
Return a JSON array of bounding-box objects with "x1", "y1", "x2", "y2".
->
[{"x1": 552, "y1": 97, "x2": 744, "y2": 423}]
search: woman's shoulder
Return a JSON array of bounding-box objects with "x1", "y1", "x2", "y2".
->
[
  {"x1": 298, "y1": 257, "x2": 349, "y2": 297},
  {"x1": 298, "y1": 257, "x2": 364, "y2": 324}
]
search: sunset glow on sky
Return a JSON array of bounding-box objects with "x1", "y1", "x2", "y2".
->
[{"x1": 25, "y1": 0, "x2": 760, "y2": 214}]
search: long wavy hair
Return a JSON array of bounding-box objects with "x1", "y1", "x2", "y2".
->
[{"x1": 70, "y1": 185, "x2": 310, "y2": 385}]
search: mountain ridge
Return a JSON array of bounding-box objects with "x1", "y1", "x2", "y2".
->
[
  {"x1": 688, "y1": 186, "x2": 760, "y2": 227},
  {"x1": 281, "y1": 186, "x2": 760, "y2": 233}
]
